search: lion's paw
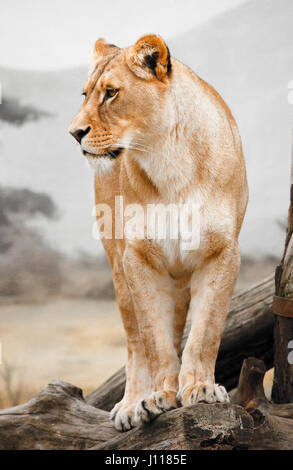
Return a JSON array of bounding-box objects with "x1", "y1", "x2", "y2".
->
[
  {"x1": 110, "y1": 402, "x2": 137, "y2": 432},
  {"x1": 178, "y1": 382, "x2": 230, "y2": 406},
  {"x1": 134, "y1": 390, "x2": 178, "y2": 425},
  {"x1": 110, "y1": 400, "x2": 124, "y2": 421}
]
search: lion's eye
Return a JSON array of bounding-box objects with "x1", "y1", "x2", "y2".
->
[
  {"x1": 103, "y1": 88, "x2": 118, "y2": 103},
  {"x1": 81, "y1": 91, "x2": 86, "y2": 97}
]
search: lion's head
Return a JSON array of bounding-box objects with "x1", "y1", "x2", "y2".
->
[{"x1": 69, "y1": 34, "x2": 172, "y2": 175}]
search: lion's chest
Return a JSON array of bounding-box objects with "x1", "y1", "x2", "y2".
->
[{"x1": 124, "y1": 195, "x2": 232, "y2": 273}]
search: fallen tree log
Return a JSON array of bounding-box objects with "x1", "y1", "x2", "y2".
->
[
  {"x1": 1, "y1": 359, "x2": 292, "y2": 450},
  {"x1": 86, "y1": 275, "x2": 275, "y2": 411},
  {"x1": 0, "y1": 381, "x2": 118, "y2": 450},
  {"x1": 93, "y1": 404, "x2": 253, "y2": 450},
  {"x1": 0, "y1": 379, "x2": 254, "y2": 450}
]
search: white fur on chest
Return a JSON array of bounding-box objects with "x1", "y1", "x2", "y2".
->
[
  {"x1": 124, "y1": 194, "x2": 204, "y2": 268},
  {"x1": 154, "y1": 201, "x2": 201, "y2": 264}
]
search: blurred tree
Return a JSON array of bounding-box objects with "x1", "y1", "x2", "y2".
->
[{"x1": 0, "y1": 96, "x2": 51, "y2": 126}]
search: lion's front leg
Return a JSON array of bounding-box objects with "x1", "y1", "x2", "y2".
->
[
  {"x1": 123, "y1": 244, "x2": 180, "y2": 426},
  {"x1": 178, "y1": 245, "x2": 240, "y2": 406},
  {"x1": 110, "y1": 338, "x2": 151, "y2": 431},
  {"x1": 110, "y1": 256, "x2": 151, "y2": 431}
]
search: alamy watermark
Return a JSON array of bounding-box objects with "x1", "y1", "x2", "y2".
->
[{"x1": 92, "y1": 196, "x2": 201, "y2": 251}]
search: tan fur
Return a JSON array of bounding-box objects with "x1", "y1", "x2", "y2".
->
[{"x1": 69, "y1": 34, "x2": 248, "y2": 431}]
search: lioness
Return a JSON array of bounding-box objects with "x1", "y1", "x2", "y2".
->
[{"x1": 69, "y1": 34, "x2": 248, "y2": 432}]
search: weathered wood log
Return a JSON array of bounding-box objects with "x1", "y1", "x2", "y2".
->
[
  {"x1": 86, "y1": 275, "x2": 275, "y2": 411},
  {"x1": 0, "y1": 379, "x2": 253, "y2": 450},
  {"x1": 93, "y1": 404, "x2": 253, "y2": 451},
  {"x1": 232, "y1": 357, "x2": 293, "y2": 450},
  {"x1": 1, "y1": 360, "x2": 293, "y2": 450},
  {"x1": 0, "y1": 380, "x2": 118, "y2": 450},
  {"x1": 272, "y1": 182, "x2": 293, "y2": 403},
  {"x1": 234, "y1": 357, "x2": 293, "y2": 419}
]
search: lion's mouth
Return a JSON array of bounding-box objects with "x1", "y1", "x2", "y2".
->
[{"x1": 82, "y1": 148, "x2": 123, "y2": 159}]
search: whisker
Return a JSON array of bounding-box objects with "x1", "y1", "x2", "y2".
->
[
  {"x1": 112, "y1": 138, "x2": 160, "y2": 154},
  {"x1": 92, "y1": 138, "x2": 167, "y2": 159},
  {"x1": 102, "y1": 142, "x2": 148, "y2": 153},
  {"x1": 112, "y1": 138, "x2": 151, "y2": 150}
]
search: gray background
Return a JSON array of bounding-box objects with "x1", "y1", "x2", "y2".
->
[{"x1": 0, "y1": 0, "x2": 292, "y2": 295}]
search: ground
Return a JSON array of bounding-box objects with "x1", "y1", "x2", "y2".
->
[{"x1": 0, "y1": 298, "x2": 126, "y2": 408}]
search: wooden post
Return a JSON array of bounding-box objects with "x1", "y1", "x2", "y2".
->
[{"x1": 272, "y1": 132, "x2": 293, "y2": 403}]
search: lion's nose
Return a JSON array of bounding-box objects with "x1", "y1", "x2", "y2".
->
[{"x1": 69, "y1": 126, "x2": 91, "y2": 144}]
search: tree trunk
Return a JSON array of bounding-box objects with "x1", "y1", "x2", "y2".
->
[
  {"x1": 272, "y1": 178, "x2": 293, "y2": 402},
  {"x1": 86, "y1": 275, "x2": 275, "y2": 411}
]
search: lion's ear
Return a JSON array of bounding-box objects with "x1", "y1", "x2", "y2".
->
[
  {"x1": 126, "y1": 34, "x2": 171, "y2": 83},
  {"x1": 92, "y1": 38, "x2": 119, "y2": 63}
]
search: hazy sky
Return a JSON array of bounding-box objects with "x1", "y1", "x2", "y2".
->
[{"x1": 0, "y1": 0, "x2": 247, "y2": 70}]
